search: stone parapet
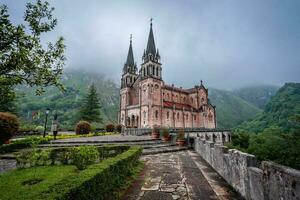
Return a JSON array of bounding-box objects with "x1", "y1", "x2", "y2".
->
[{"x1": 194, "y1": 137, "x2": 300, "y2": 200}]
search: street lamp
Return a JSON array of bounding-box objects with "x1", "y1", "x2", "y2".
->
[{"x1": 43, "y1": 108, "x2": 50, "y2": 138}]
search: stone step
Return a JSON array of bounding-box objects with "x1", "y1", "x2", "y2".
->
[
  {"x1": 49, "y1": 137, "x2": 159, "y2": 144},
  {"x1": 38, "y1": 140, "x2": 166, "y2": 148},
  {"x1": 142, "y1": 146, "x2": 188, "y2": 155}
]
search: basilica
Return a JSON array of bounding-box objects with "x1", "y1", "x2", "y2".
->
[{"x1": 119, "y1": 21, "x2": 216, "y2": 129}]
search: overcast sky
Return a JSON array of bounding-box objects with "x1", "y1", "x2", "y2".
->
[{"x1": 3, "y1": 0, "x2": 300, "y2": 89}]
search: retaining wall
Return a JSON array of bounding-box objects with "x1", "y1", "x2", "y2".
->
[{"x1": 194, "y1": 138, "x2": 300, "y2": 200}]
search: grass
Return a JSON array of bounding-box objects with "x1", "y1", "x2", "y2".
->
[{"x1": 0, "y1": 165, "x2": 78, "y2": 200}]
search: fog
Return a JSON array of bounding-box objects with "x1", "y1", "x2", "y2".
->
[{"x1": 4, "y1": 0, "x2": 300, "y2": 89}]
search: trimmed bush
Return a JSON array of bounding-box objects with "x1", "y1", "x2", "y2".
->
[
  {"x1": 0, "y1": 112, "x2": 19, "y2": 145},
  {"x1": 72, "y1": 146, "x2": 99, "y2": 170},
  {"x1": 116, "y1": 124, "x2": 122, "y2": 133},
  {"x1": 105, "y1": 124, "x2": 115, "y2": 132},
  {"x1": 75, "y1": 121, "x2": 91, "y2": 135},
  {"x1": 42, "y1": 146, "x2": 142, "y2": 200},
  {"x1": 35, "y1": 126, "x2": 45, "y2": 134}
]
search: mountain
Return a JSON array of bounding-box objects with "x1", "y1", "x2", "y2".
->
[
  {"x1": 237, "y1": 83, "x2": 300, "y2": 133},
  {"x1": 209, "y1": 88, "x2": 262, "y2": 128},
  {"x1": 16, "y1": 70, "x2": 271, "y2": 130},
  {"x1": 16, "y1": 70, "x2": 119, "y2": 129},
  {"x1": 233, "y1": 85, "x2": 279, "y2": 109}
]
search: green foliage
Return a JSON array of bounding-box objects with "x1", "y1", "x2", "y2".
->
[
  {"x1": 105, "y1": 123, "x2": 115, "y2": 132},
  {"x1": 78, "y1": 84, "x2": 102, "y2": 123},
  {"x1": 16, "y1": 149, "x2": 52, "y2": 168},
  {"x1": 237, "y1": 83, "x2": 300, "y2": 133},
  {"x1": 75, "y1": 121, "x2": 91, "y2": 135},
  {"x1": 35, "y1": 125, "x2": 44, "y2": 134},
  {"x1": 0, "y1": 85, "x2": 17, "y2": 113},
  {"x1": 16, "y1": 70, "x2": 119, "y2": 130},
  {"x1": 0, "y1": 136, "x2": 50, "y2": 154},
  {"x1": 42, "y1": 146, "x2": 142, "y2": 200},
  {"x1": 0, "y1": 112, "x2": 20, "y2": 144},
  {"x1": 233, "y1": 85, "x2": 279, "y2": 109},
  {"x1": 0, "y1": 1, "x2": 65, "y2": 102},
  {"x1": 72, "y1": 146, "x2": 99, "y2": 170},
  {"x1": 231, "y1": 131, "x2": 250, "y2": 150},
  {"x1": 209, "y1": 88, "x2": 262, "y2": 128},
  {"x1": 229, "y1": 84, "x2": 300, "y2": 169}
]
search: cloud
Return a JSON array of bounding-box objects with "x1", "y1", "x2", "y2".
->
[{"x1": 3, "y1": 0, "x2": 300, "y2": 89}]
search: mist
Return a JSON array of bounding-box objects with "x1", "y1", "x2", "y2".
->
[{"x1": 3, "y1": 0, "x2": 300, "y2": 89}]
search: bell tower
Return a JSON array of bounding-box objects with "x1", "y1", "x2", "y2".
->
[
  {"x1": 140, "y1": 19, "x2": 162, "y2": 80},
  {"x1": 121, "y1": 35, "x2": 138, "y2": 88}
]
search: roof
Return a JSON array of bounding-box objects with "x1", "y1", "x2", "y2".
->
[{"x1": 163, "y1": 101, "x2": 193, "y2": 110}]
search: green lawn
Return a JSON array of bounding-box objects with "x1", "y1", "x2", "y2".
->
[{"x1": 0, "y1": 165, "x2": 78, "y2": 200}]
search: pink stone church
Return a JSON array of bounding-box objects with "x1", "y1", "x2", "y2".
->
[{"x1": 119, "y1": 21, "x2": 216, "y2": 129}]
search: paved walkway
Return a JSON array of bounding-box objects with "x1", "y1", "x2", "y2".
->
[{"x1": 122, "y1": 151, "x2": 241, "y2": 200}]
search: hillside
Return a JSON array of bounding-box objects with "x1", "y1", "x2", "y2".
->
[
  {"x1": 209, "y1": 88, "x2": 262, "y2": 128},
  {"x1": 233, "y1": 85, "x2": 279, "y2": 109},
  {"x1": 237, "y1": 83, "x2": 300, "y2": 133},
  {"x1": 16, "y1": 70, "x2": 269, "y2": 129},
  {"x1": 16, "y1": 70, "x2": 119, "y2": 129}
]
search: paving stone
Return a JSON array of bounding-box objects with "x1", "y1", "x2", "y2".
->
[{"x1": 142, "y1": 191, "x2": 173, "y2": 200}]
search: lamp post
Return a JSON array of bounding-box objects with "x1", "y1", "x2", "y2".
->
[{"x1": 43, "y1": 108, "x2": 50, "y2": 138}]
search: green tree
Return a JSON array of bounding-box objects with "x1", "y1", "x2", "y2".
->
[
  {"x1": 78, "y1": 84, "x2": 102, "y2": 123},
  {"x1": 0, "y1": 0, "x2": 66, "y2": 112}
]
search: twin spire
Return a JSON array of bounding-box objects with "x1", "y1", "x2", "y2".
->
[{"x1": 123, "y1": 19, "x2": 160, "y2": 75}]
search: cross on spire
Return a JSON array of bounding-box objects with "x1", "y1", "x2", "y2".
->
[
  {"x1": 130, "y1": 34, "x2": 132, "y2": 43},
  {"x1": 150, "y1": 17, "x2": 153, "y2": 26}
]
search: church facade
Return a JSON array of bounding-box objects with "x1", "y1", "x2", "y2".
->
[{"x1": 119, "y1": 21, "x2": 216, "y2": 129}]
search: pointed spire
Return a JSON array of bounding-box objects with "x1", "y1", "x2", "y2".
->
[
  {"x1": 146, "y1": 18, "x2": 156, "y2": 56},
  {"x1": 126, "y1": 34, "x2": 134, "y2": 67}
]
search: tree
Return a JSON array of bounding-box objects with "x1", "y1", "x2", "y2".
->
[
  {"x1": 0, "y1": 0, "x2": 66, "y2": 111},
  {"x1": 78, "y1": 84, "x2": 102, "y2": 123}
]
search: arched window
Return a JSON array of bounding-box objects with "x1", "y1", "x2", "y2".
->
[
  {"x1": 167, "y1": 93, "x2": 169, "y2": 100},
  {"x1": 156, "y1": 67, "x2": 159, "y2": 76},
  {"x1": 167, "y1": 111, "x2": 169, "y2": 119},
  {"x1": 208, "y1": 113, "x2": 213, "y2": 121},
  {"x1": 143, "y1": 68, "x2": 146, "y2": 76},
  {"x1": 152, "y1": 65, "x2": 155, "y2": 75},
  {"x1": 177, "y1": 113, "x2": 179, "y2": 120},
  {"x1": 155, "y1": 110, "x2": 158, "y2": 119}
]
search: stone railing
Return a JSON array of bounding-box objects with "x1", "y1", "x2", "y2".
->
[
  {"x1": 194, "y1": 138, "x2": 300, "y2": 200},
  {"x1": 122, "y1": 127, "x2": 230, "y2": 140},
  {"x1": 122, "y1": 128, "x2": 152, "y2": 136}
]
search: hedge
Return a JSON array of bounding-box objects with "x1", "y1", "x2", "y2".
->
[
  {"x1": 41, "y1": 146, "x2": 142, "y2": 200},
  {"x1": 0, "y1": 137, "x2": 50, "y2": 154},
  {"x1": 16, "y1": 145, "x2": 131, "y2": 168}
]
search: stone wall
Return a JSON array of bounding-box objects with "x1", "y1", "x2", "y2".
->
[{"x1": 194, "y1": 138, "x2": 300, "y2": 200}]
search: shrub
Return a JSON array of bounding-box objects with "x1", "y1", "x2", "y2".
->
[
  {"x1": 75, "y1": 121, "x2": 91, "y2": 135},
  {"x1": 72, "y1": 146, "x2": 99, "y2": 170},
  {"x1": 43, "y1": 146, "x2": 142, "y2": 200},
  {"x1": 35, "y1": 126, "x2": 44, "y2": 134},
  {"x1": 0, "y1": 112, "x2": 19, "y2": 145},
  {"x1": 105, "y1": 124, "x2": 115, "y2": 132},
  {"x1": 116, "y1": 124, "x2": 122, "y2": 133},
  {"x1": 177, "y1": 129, "x2": 185, "y2": 140}
]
